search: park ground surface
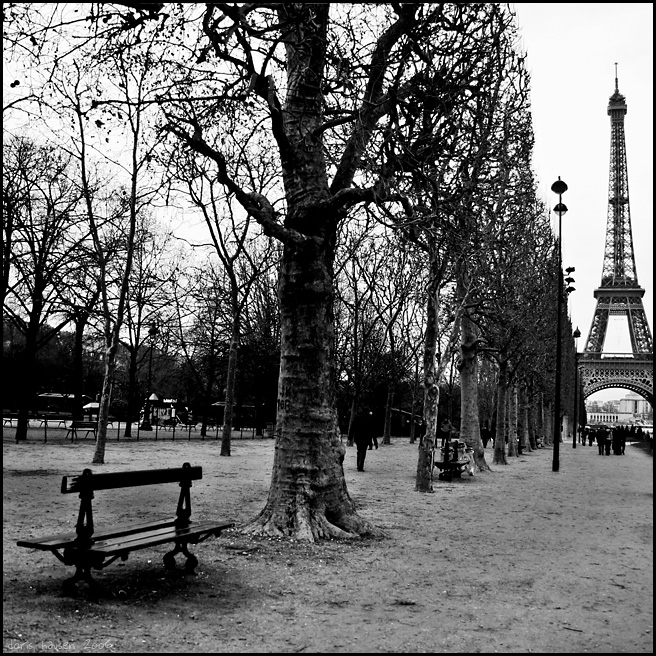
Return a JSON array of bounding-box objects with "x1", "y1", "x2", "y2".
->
[{"x1": 2, "y1": 427, "x2": 653, "y2": 654}]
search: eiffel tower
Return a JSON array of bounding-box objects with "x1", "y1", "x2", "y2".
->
[{"x1": 579, "y1": 69, "x2": 653, "y2": 406}]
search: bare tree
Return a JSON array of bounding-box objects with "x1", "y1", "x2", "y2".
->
[
  {"x1": 335, "y1": 222, "x2": 410, "y2": 446},
  {"x1": 6, "y1": 3, "x2": 542, "y2": 538},
  {"x1": 171, "y1": 263, "x2": 228, "y2": 438},
  {"x1": 3, "y1": 136, "x2": 90, "y2": 441},
  {"x1": 119, "y1": 215, "x2": 178, "y2": 437},
  {"x1": 167, "y1": 138, "x2": 278, "y2": 456}
]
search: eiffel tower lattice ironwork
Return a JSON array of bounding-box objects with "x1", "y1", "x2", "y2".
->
[{"x1": 579, "y1": 69, "x2": 653, "y2": 405}]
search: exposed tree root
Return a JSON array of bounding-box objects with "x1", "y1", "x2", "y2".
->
[{"x1": 240, "y1": 501, "x2": 386, "y2": 543}]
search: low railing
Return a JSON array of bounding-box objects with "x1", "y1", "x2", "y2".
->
[{"x1": 579, "y1": 352, "x2": 653, "y2": 361}]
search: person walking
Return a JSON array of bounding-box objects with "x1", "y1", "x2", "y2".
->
[
  {"x1": 481, "y1": 426, "x2": 490, "y2": 448},
  {"x1": 353, "y1": 410, "x2": 374, "y2": 472},
  {"x1": 369, "y1": 414, "x2": 379, "y2": 450}
]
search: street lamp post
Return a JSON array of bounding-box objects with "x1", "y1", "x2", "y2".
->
[
  {"x1": 551, "y1": 177, "x2": 568, "y2": 472},
  {"x1": 572, "y1": 327, "x2": 581, "y2": 449},
  {"x1": 139, "y1": 323, "x2": 159, "y2": 431}
]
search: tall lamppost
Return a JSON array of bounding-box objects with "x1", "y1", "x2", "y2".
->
[
  {"x1": 551, "y1": 177, "x2": 568, "y2": 472},
  {"x1": 139, "y1": 322, "x2": 159, "y2": 431},
  {"x1": 572, "y1": 327, "x2": 581, "y2": 449}
]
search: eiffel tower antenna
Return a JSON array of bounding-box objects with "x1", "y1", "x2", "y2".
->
[{"x1": 579, "y1": 71, "x2": 653, "y2": 405}]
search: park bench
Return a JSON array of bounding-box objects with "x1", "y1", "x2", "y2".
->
[
  {"x1": 16, "y1": 462, "x2": 235, "y2": 593},
  {"x1": 65, "y1": 420, "x2": 98, "y2": 441},
  {"x1": 38, "y1": 416, "x2": 70, "y2": 429},
  {"x1": 433, "y1": 438, "x2": 476, "y2": 481},
  {"x1": 3, "y1": 413, "x2": 19, "y2": 427}
]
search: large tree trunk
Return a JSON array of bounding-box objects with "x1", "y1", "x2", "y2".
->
[
  {"x1": 416, "y1": 260, "x2": 440, "y2": 492},
  {"x1": 72, "y1": 314, "x2": 87, "y2": 421},
  {"x1": 507, "y1": 383, "x2": 519, "y2": 458},
  {"x1": 527, "y1": 390, "x2": 538, "y2": 450},
  {"x1": 235, "y1": 3, "x2": 390, "y2": 540},
  {"x1": 493, "y1": 359, "x2": 508, "y2": 465},
  {"x1": 519, "y1": 383, "x2": 531, "y2": 453},
  {"x1": 14, "y1": 305, "x2": 42, "y2": 442},
  {"x1": 93, "y1": 336, "x2": 120, "y2": 464},
  {"x1": 543, "y1": 399, "x2": 553, "y2": 447},
  {"x1": 382, "y1": 383, "x2": 393, "y2": 445},
  {"x1": 124, "y1": 344, "x2": 138, "y2": 437},
  {"x1": 220, "y1": 313, "x2": 240, "y2": 456},
  {"x1": 457, "y1": 266, "x2": 489, "y2": 472},
  {"x1": 241, "y1": 237, "x2": 382, "y2": 541},
  {"x1": 14, "y1": 351, "x2": 34, "y2": 443},
  {"x1": 199, "y1": 366, "x2": 217, "y2": 438}
]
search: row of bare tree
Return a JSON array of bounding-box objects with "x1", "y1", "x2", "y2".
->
[{"x1": 3, "y1": 3, "x2": 580, "y2": 541}]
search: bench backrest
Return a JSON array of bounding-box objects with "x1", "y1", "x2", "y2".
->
[{"x1": 61, "y1": 463, "x2": 202, "y2": 493}]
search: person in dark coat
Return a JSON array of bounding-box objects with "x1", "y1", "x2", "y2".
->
[
  {"x1": 597, "y1": 426, "x2": 611, "y2": 455},
  {"x1": 438, "y1": 418, "x2": 453, "y2": 447},
  {"x1": 353, "y1": 411, "x2": 374, "y2": 471},
  {"x1": 611, "y1": 428, "x2": 622, "y2": 455}
]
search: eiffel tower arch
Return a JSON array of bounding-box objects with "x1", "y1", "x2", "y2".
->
[{"x1": 579, "y1": 70, "x2": 653, "y2": 406}]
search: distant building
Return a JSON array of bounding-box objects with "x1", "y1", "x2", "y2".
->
[
  {"x1": 585, "y1": 391, "x2": 653, "y2": 425},
  {"x1": 619, "y1": 392, "x2": 651, "y2": 416}
]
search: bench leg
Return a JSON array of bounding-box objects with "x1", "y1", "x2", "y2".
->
[
  {"x1": 163, "y1": 542, "x2": 199, "y2": 574},
  {"x1": 62, "y1": 563, "x2": 99, "y2": 594}
]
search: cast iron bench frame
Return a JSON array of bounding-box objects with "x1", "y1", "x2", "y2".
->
[{"x1": 16, "y1": 462, "x2": 235, "y2": 592}]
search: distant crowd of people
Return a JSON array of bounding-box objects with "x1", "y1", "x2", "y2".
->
[{"x1": 578, "y1": 425, "x2": 636, "y2": 456}]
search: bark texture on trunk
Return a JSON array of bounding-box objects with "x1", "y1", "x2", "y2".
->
[
  {"x1": 493, "y1": 359, "x2": 508, "y2": 465},
  {"x1": 14, "y1": 310, "x2": 40, "y2": 442},
  {"x1": 220, "y1": 315, "x2": 240, "y2": 457},
  {"x1": 507, "y1": 384, "x2": 518, "y2": 458},
  {"x1": 416, "y1": 266, "x2": 440, "y2": 492},
  {"x1": 457, "y1": 267, "x2": 489, "y2": 472},
  {"x1": 92, "y1": 344, "x2": 117, "y2": 464},
  {"x1": 519, "y1": 384, "x2": 531, "y2": 452},
  {"x1": 382, "y1": 384, "x2": 393, "y2": 445},
  {"x1": 241, "y1": 238, "x2": 383, "y2": 541},
  {"x1": 543, "y1": 400, "x2": 553, "y2": 447}
]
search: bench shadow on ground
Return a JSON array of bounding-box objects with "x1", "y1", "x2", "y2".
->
[{"x1": 15, "y1": 544, "x2": 253, "y2": 610}]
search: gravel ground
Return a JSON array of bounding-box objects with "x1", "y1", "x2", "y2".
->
[{"x1": 2, "y1": 428, "x2": 653, "y2": 653}]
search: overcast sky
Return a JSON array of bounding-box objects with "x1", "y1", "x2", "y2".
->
[{"x1": 512, "y1": 3, "x2": 653, "y2": 402}]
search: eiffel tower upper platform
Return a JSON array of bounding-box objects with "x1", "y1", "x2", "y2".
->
[{"x1": 579, "y1": 70, "x2": 653, "y2": 406}]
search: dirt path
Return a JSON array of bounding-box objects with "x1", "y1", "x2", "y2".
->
[{"x1": 2, "y1": 432, "x2": 653, "y2": 653}]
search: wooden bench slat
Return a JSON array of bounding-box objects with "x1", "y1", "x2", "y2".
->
[
  {"x1": 61, "y1": 466, "x2": 202, "y2": 493},
  {"x1": 16, "y1": 517, "x2": 178, "y2": 551},
  {"x1": 17, "y1": 519, "x2": 234, "y2": 554},
  {"x1": 88, "y1": 520, "x2": 235, "y2": 556}
]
